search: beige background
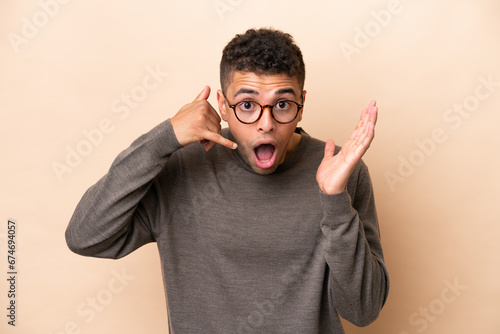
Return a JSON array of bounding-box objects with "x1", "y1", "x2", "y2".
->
[{"x1": 1, "y1": 0, "x2": 499, "y2": 333}]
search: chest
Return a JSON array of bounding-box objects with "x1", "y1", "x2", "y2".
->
[{"x1": 172, "y1": 170, "x2": 324, "y2": 270}]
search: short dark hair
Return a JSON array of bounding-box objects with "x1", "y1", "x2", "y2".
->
[{"x1": 220, "y1": 28, "x2": 306, "y2": 94}]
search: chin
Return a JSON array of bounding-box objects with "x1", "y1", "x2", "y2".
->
[{"x1": 252, "y1": 165, "x2": 278, "y2": 175}]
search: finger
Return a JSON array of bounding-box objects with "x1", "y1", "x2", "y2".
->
[
  {"x1": 199, "y1": 139, "x2": 215, "y2": 152},
  {"x1": 204, "y1": 141, "x2": 217, "y2": 152},
  {"x1": 194, "y1": 85, "x2": 211, "y2": 102},
  {"x1": 346, "y1": 113, "x2": 372, "y2": 153},
  {"x1": 323, "y1": 139, "x2": 336, "y2": 159},
  {"x1": 368, "y1": 103, "x2": 378, "y2": 126},
  {"x1": 348, "y1": 115, "x2": 367, "y2": 144},
  {"x1": 196, "y1": 106, "x2": 225, "y2": 151},
  {"x1": 202, "y1": 130, "x2": 238, "y2": 150},
  {"x1": 192, "y1": 97, "x2": 221, "y2": 126},
  {"x1": 354, "y1": 112, "x2": 376, "y2": 154},
  {"x1": 358, "y1": 103, "x2": 377, "y2": 135},
  {"x1": 354, "y1": 116, "x2": 373, "y2": 147},
  {"x1": 203, "y1": 111, "x2": 223, "y2": 135},
  {"x1": 354, "y1": 126, "x2": 375, "y2": 157},
  {"x1": 359, "y1": 100, "x2": 376, "y2": 123},
  {"x1": 362, "y1": 100, "x2": 377, "y2": 124},
  {"x1": 205, "y1": 104, "x2": 222, "y2": 124},
  {"x1": 359, "y1": 100, "x2": 375, "y2": 119},
  {"x1": 359, "y1": 107, "x2": 368, "y2": 121}
]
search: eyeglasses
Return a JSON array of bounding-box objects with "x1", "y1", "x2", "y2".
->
[{"x1": 224, "y1": 96, "x2": 304, "y2": 124}]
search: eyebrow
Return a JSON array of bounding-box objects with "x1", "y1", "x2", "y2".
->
[
  {"x1": 275, "y1": 88, "x2": 297, "y2": 97},
  {"x1": 233, "y1": 88, "x2": 258, "y2": 98},
  {"x1": 233, "y1": 88, "x2": 297, "y2": 98}
]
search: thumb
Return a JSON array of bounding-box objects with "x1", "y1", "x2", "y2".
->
[
  {"x1": 324, "y1": 139, "x2": 336, "y2": 159},
  {"x1": 194, "y1": 85, "x2": 211, "y2": 102}
]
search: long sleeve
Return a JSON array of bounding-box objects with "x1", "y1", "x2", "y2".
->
[
  {"x1": 65, "y1": 119, "x2": 183, "y2": 259},
  {"x1": 319, "y1": 161, "x2": 389, "y2": 326}
]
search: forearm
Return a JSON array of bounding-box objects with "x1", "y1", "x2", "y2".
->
[
  {"x1": 65, "y1": 119, "x2": 182, "y2": 258},
  {"x1": 320, "y1": 188, "x2": 389, "y2": 326}
]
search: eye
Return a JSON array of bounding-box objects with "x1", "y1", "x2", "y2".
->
[
  {"x1": 238, "y1": 101, "x2": 257, "y2": 111},
  {"x1": 275, "y1": 100, "x2": 291, "y2": 110}
]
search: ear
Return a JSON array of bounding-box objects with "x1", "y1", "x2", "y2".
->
[
  {"x1": 217, "y1": 89, "x2": 229, "y2": 122},
  {"x1": 296, "y1": 89, "x2": 307, "y2": 123}
]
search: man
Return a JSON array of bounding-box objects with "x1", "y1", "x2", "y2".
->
[{"x1": 66, "y1": 28, "x2": 389, "y2": 333}]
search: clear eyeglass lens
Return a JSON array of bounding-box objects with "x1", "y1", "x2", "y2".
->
[
  {"x1": 235, "y1": 102, "x2": 260, "y2": 122},
  {"x1": 273, "y1": 101, "x2": 296, "y2": 122}
]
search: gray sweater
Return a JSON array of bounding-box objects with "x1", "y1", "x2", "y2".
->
[{"x1": 66, "y1": 119, "x2": 389, "y2": 333}]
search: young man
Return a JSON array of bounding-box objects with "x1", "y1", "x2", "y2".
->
[{"x1": 66, "y1": 28, "x2": 389, "y2": 333}]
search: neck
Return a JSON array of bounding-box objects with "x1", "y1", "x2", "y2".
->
[{"x1": 280, "y1": 132, "x2": 302, "y2": 164}]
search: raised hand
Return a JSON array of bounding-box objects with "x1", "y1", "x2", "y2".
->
[
  {"x1": 171, "y1": 86, "x2": 238, "y2": 152},
  {"x1": 316, "y1": 100, "x2": 378, "y2": 195}
]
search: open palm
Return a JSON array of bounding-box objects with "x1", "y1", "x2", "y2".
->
[{"x1": 316, "y1": 101, "x2": 378, "y2": 195}]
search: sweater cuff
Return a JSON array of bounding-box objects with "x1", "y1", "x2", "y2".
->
[{"x1": 319, "y1": 189, "x2": 357, "y2": 227}]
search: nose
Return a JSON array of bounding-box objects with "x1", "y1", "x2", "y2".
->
[{"x1": 257, "y1": 106, "x2": 276, "y2": 132}]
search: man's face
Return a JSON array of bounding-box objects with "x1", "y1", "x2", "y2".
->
[{"x1": 217, "y1": 71, "x2": 306, "y2": 174}]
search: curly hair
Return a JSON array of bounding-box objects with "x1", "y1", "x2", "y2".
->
[{"x1": 220, "y1": 28, "x2": 305, "y2": 94}]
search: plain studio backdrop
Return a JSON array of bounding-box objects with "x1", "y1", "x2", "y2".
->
[{"x1": 1, "y1": 0, "x2": 499, "y2": 333}]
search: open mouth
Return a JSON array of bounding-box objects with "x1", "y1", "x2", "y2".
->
[{"x1": 253, "y1": 143, "x2": 277, "y2": 169}]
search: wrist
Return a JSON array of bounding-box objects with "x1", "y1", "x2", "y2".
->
[
  {"x1": 320, "y1": 187, "x2": 346, "y2": 195},
  {"x1": 169, "y1": 117, "x2": 189, "y2": 147},
  {"x1": 318, "y1": 181, "x2": 347, "y2": 195}
]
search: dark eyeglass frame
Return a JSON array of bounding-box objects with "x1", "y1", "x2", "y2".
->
[{"x1": 223, "y1": 95, "x2": 304, "y2": 125}]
